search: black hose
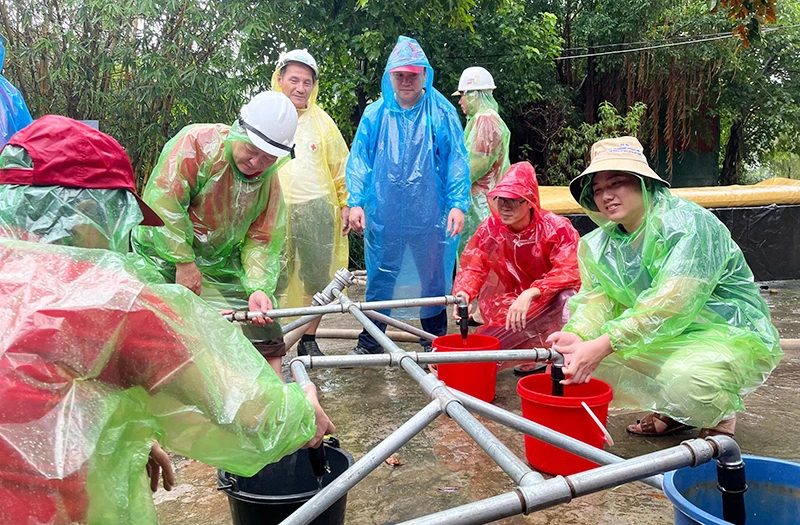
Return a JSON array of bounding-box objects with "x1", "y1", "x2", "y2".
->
[
  {"x1": 717, "y1": 460, "x2": 747, "y2": 524},
  {"x1": 551, "y1": 365, "x2": 565, "y2": 397}
]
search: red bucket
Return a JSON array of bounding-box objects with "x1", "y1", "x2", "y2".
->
[
  {"x1": 433, "y1": 334, "x2": 500, "y2": 403},
  {"x1": 516, "y1": 375, "x2": 613, "y2": 476}
]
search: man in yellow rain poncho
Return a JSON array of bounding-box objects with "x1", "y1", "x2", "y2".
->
[
  {"x1": 548, "y1": 137, "x2": 783, "y2": 438},
  {"x1": 0, "y1": 116, "x2": 332, "y2": 524},
  {"x1": 451, "y1": 66, "x2": 510, "y2": 255},
  {"x1": 272, "y1": 49, "x2": 350, "y2": 357},
  {"x1": 133, "y1": 91, "x2": 297, "y2": 376}
]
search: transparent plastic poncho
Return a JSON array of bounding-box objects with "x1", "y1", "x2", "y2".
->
[
  {"x1": 0, "y1": 182, "x2": 314, "y2": 524},
  {"x1": 0, "y1": 41, "x2": 33, "y2": 147},
  {"x1": 271, "y1": 69, "x2": 350, "y2": 307},
  {"x1": 459, "y1": 90, "x2": 510, "y2": 254},
  {"x1": 346, "y1": 36, "x2": 470, "y2": 319},
  {"x1": 132, "y1": 123, "x2": 289, "y2": 314},
  {"x1": 453, "y1": 162, "x2": 581, "y2": 349},
  {"x1": 563, "y1": 177, "x2": 783, "y2": 427}
]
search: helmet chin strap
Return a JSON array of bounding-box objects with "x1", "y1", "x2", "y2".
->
[{"x1": 238, "y1": 118, "x2": 296, "y2": 159}]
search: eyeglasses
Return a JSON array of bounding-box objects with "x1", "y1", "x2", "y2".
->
[{"x1": 495, "y1": 197, "x2": 526, "y2": 208}]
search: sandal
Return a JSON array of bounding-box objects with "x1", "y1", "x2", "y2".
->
[{"x1": 626, "y1": 413, "x2": 694, "y2": 437}]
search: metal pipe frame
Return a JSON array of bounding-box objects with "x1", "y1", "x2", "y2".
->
[
  {"x1": 364, "y1": 309, "x2": 437, "y2": 341},
  {"x1": 289, "y1": 348, "x2": 559, "y2": 369},
  {"x1": 332, "y1": 290, "x2": 544, "y2": 486},
  {"x1": 225, "y1": 294, "x2": 462, "y2": 322},
  {"x1": 280, "y1": 401, "x2": 443, "y2": 525},
  {"x1": 397, "y1": 437, "x2": 733, "y2": 525},
  {"x1": 267, "y1": 284, "x2": 744, "y2": 525}
]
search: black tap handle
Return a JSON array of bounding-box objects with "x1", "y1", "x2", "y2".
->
[
  {"x1": 308, "y1": 444, "x2": 328, "y2": 478},
  {"x1": 458, "y1": 305, "x2": 469, "y2": 339}
]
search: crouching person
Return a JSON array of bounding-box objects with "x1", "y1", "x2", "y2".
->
[
  {"x1": 452, "y1": 162, "x2": 581, "y2": 374},
  {"x1": 0, "y1": 116, "x2": 334, "y2": 524}
]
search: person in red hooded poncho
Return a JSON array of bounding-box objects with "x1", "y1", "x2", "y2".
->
[{"x1": 452, "y1": 162, "x2": 581, "y2": 373}]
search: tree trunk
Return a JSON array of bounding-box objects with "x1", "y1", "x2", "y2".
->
[{"x1": 720, "y1": 117, "x2": 744, "y2": 185}]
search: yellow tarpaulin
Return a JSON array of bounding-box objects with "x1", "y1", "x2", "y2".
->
[{"x1": 540, "y1": 177, "x2": 800, "y2": 215}]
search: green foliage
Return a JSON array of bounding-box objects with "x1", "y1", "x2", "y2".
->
[
  {"x1": 1, "y1": 0, "x2": 798, "y2": 191},
  {"x1": 547, "y1": 102, "x2": 648, "y2": 186}
]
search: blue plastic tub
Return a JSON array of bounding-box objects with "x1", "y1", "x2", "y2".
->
[{"x1": 664, "y1": 454, "x2": 800, "y2": 525}]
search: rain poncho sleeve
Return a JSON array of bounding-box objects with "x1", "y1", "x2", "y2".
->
[
  {"x1": 137, "y1": 130, "x2": 207, "y2": 264},
  {"x1": 344, "y1": 36, "x2": 469, "y2": 320},
  {"x1": 241, "y1": 173, "x2": 285, "y2": 297},
  {"x1": 133, "y1": 124, "x2": 287, "y2": 302},
  {"x1": 346, "y1": 112, "x2": 375, "y2": 210},
  {"x1": 453, "y1": 162, "x2": 580, "y2": 329},
  {"x1": 0, "y1": 40, "x2": 33, "y2": 147},
  {"x1": 562, "y1": 181, "x2": 782, "y2": 426},
  {"x1": 0, "y1": 239, "x2": 315, "y2": 524}
]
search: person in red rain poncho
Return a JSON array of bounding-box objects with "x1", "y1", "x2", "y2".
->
[
  {"x1": 0, "y1": 116, "x2": 329, "y2": 525},
  {"x1": 452, "y1": 161, "x2": 581, "y2": 374}
]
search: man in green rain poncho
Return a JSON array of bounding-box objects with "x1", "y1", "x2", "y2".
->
[
  {"x1": 548, "y1": 137, "x2": 783, "y2": 438},
  {"x1": 451, "y1": 66, "x2": 510, "y2": 256},
  {"x1": 272, "y1": 49, "x2": 351, "y2": 357},
  {"x1": 0, "y1": 116, "x2": 333, "y2": 524},
  {"x1": 133, "y1": 91, "x2": 297, "y2": 376}
]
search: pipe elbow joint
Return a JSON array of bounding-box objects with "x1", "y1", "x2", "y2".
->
[
  {"x1": 706, "y1": 435, "x2": 743, "y2": 466},
  {"x1": 549, "y1": 349, "x2": 565, "y2": 367}
]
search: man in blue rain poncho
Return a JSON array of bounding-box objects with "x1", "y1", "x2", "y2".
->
[
  {"x1": 0, "y1": 39, "x2": 33, "y2": 147},
  {"x1": 347, "y1": 36, "x2": 470, "y2": 354},
  {"x1": 548, "y1": 137, "x2": 783, "y2": 438},
  {"x1": 0, "y1": 116, "x2": 333, "y2": 524}
]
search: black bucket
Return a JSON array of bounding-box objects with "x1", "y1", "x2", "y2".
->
[{"x1": 217, "y1": 439, "x2": 354, "y2": 525}]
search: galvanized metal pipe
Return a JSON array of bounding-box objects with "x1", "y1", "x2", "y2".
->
[
  {"x1": 226, "y1": 295, "x2": 461, "y2": 322},
  {"x1": 444, "y1": 400, "x2": 544, "y2": 486},
  {"x1": 364, "y1": 309, "x2": 437, "y2": 341},
  {"x1": 287, "y1": 349, "x2": 558, "y2": 369},
  {"x1": 454, "y1": 391, "x2": 663, "y2": 489},
  {"x1": 396, "y1": 492, "x2": 525, "y2": 525},
  {"x1": 281, "y1": 401, "x2": 443, "y2": 525},
  {"x1": 400, "y1": 438, "x2": 720, "y2": 524},
  {"x1": 281, "y1": 268, "x2": 357, "y2": 336},
  {"x1": 289, "y1": 359, "x2": 314, "y2": 390},
  {"x1": 336, "y1": 290, "x2": 542, "y2": 486},
  {"x1": 523, "y1": 438, "x2": 718, "y2": 512}
]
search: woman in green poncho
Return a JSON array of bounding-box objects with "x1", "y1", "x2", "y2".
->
[{"x1": 548, "y1": 137, "x2": 782, "y2": 438}]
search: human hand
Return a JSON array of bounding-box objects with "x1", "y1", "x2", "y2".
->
[
  {"x1": 505, "y1": 287, "x2": 541, "y2": 332},
  {"x1": 147, "y1": 442, "x2": 175, "y2": 493},
  {"x1": 175, "y1": 262, "x2": 202, "y2": 295},
  {"x1": 452, "y1": 291, "x2": 472, "y2": 320},
  {"x1": 340, "y1": 206, "x2": 351, "y2": 236},
  {"x1": 546, "y1": 331, "x2": 584, "y2": 347},
  {"x1": 302, "y1": 386, "x2": 336, "y2": 449},
  {"x1": 447, "y1": 208, "x2": 465, "y2": 237},
  {"x1": 557, "y1": 334, "x2": 613, "y2": 385},
  {"x1": 349, "y1": 206, "x2": 366, "y2": 234},
  {"x1": 248, "y1": 290, "x2": 274, "y2": 326}
]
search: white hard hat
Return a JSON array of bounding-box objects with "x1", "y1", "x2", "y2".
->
[
  {"x1": 239, "y1": 91, "x2": 298, "y2": 158},
  {"x1": 451, "y1": 66, "x2": 496, "y2": 96},
  {"x1": 277, "y1": 49, "x2": 319, "y2": 79}
]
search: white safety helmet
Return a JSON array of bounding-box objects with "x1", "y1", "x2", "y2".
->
[
  {"x1": 451, "y1": 66, "x2": 496, "y2": 96},
  {"x1": 239, "y1": 91, "x2": 298, "y2": 159},
  {"x1": 277, "y1": 49, "x2": 319, "y2": 79}
]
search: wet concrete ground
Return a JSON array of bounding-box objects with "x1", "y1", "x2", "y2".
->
[{"x1": 155, "y1": 280, "x2": 800, "y2": 524}]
